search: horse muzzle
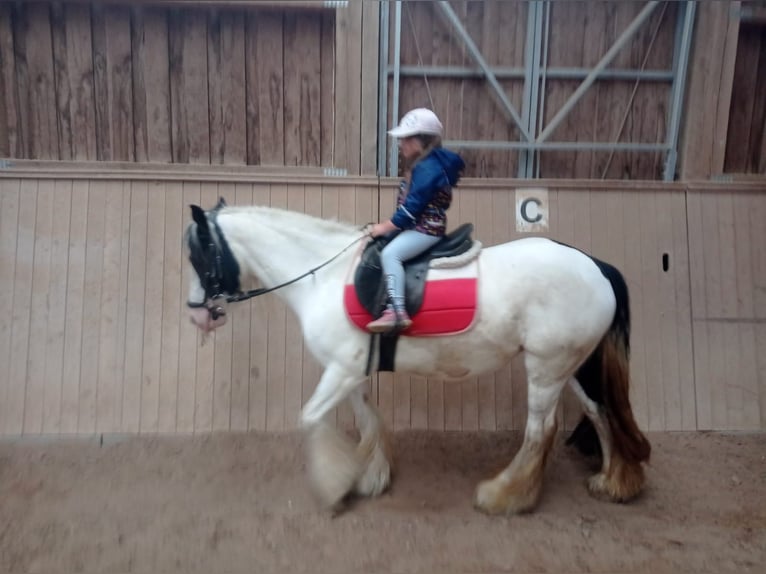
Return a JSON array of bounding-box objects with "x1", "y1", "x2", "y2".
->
[{"x1": 189, "y1": 303, "x2": 228, "y2": 332}]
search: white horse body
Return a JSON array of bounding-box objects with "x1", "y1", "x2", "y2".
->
[{"x1": 187, "y1": 204, "x2": 650, "y2": 514}]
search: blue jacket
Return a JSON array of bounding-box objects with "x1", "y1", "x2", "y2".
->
[{"x1": 391, "y1": 148, "x2": 465, "y2": 236}]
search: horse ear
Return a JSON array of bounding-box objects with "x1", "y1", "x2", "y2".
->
[
  {"x1": 190, "y1": 205, "x2": 211, "y2": 240},
  {"x1": 216, "y1": 197, "x2": 227, "y2": 209}
]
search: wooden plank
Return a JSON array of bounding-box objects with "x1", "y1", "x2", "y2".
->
[
  {"x1": 6, "y1": 181, "x2": 36, "y2": 434},
  {"x1": 669, "y1": 189, "x2": 696, "y2": 430},
  {"x1": 246, "y1": 11, "x2": 284, "y2": 166},
  {"x1": 96, "y1": 182, "x2": 128, "y2": 433},
  {"x1": 14, "y1": 3, "x2": 58, "y2": 159},
  {"x1": 92, "y1": 5, "x2": 135, "y2": 161},
  {"x1": 158, "y1": 182, "x2": 183, "y2": 433},
  {"x1": 169, "y1": 9, "x2": 210, "y2": 163},
  {"x1": 78, "y1": 183, "x2": 104, "y2": 433},
  {"x1": 141, "y1": 183, "x2": 167, "y2": 433},
  {"x1": 61, "y1": 181, "x2": 88, "y2": 434},
  {"x1": 0, "y1": 4, "x2": 20, "y2": 156},
  {"x1": 229, "y1": 183, "x2": 253, "y2": 431},
  {"x1": 248, "y1": 182, "x2": 271, "y2": 430},
  {"x1": 193, "y1": 183, "x2": 219, "y2": 432},
  {"x1": 211, "y1": 183, "x2": 235, "y2": 432},
  {"x1": 655, "y1": 190, "x2": 682, "y2": 430},
  {"x1": 0, "y1": 180, "x2": 20, "y2": 434},
  {"x1": 132, "y1": 6, "x2": 172, "y2": 163},
  {"x1": 41, "y1": 180, "x2": 73, "y2": 434},
  {"x1": 319, "y1": 11, "x2": 334, "y2": 167},
  {"x1": 334, "y1": 0, "x2": 362, "y2": 174},
  {"x1": 265, "y1": 183, "x2": 288, "y2": 430},
  {"x1": 176, "y1": 182, "x2": 201, "y2": 432},
  {"x1": 360, "y1": 0, "x2": 379, "y2": 174},
  {"x1": 207, "y1": 9, "x2": 247, "y2": 165},
  {"x1": 284, "y1": 13, "x2": 321, "y2": 167},
  {"x1": 733, "y1": 192, "x2": 760, "y2": 429},
  {"x1": 121, "y1": 182, "x2": 149, "y2": 433},
  {"x1": 680, "y1": 1, "x2": 741, "y2": 179},
  {"x1": 621, "y1": 188, "x2": 648, "y2": 430},
  {"x1": 24, "y1": 182, "x2": 54, "y2": 434}
]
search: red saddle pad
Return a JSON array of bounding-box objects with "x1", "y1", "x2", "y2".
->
[{"x1": 344, "y1": 277, "x2": 478, "y2": 336}]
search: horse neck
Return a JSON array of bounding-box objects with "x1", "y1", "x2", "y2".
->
[{"x1": 217, "y1": 206, "x2": 359, "y2": 306}]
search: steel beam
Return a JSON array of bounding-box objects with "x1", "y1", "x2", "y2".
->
[
  {"x1": 436, "y1": 0, "x2": 531, "y2": 141},
  {"x1": 392, "y1": 65, "x2": 674, "y2": 82},
  {"x1": 663, "y1": 1, "x2": 696, "y2": 181},
  {"x1": 445, "y1": 140, "x2": 669, "y2": 152},
  {"x1": 389, "y1": 1, "x2": 402, "y2": 177},
  {"x1": 520, "y1": 1, "x2": 545, "y2": 177},
  {"x1": 537, "y1": 1, "x2": 660, "y2": 143},
  {"x1": 377, "y1": 0, "x2": 390, "y2": 176}
]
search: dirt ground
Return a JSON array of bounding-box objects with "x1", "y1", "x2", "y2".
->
[{"x1": 0, "y1": 430, "x2": 764, "y2": 574}]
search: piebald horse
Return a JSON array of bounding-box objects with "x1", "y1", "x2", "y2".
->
[{"x1": 185, "y1": 199, "x2": 650, "y2": 514}]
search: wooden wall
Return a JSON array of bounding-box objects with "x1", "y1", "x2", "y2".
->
[
  {"x1": 724, "y1": 22, "x2": 766, "y2": 175},
  {"x1": 0, "y1": 1, "x2": 378, "y2": 174},
  {"x1": 1, "y1": 169, "x2": 763, "y2": 435}
]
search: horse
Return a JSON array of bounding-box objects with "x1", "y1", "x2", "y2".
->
[{"x1": 185, "y1": 198, "x2": 651, "y2": 515}]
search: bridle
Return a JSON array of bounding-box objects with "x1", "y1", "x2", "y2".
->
[{"x1": 187, "y1": 208, "x2": 371, "y2": 320}]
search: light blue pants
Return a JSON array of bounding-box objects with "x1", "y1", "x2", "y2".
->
[{"x1": 380, "y1": 230, "x2": 441, "y2": 306}]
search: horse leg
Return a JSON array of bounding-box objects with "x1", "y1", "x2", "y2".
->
[
  {"x1": 349, "y1": 386, "x2": 393, "y2": 497},
  {"x1": 475, "y1": 355, "x2": 566, "y2": 514},
  {"x1": 567, "y1": 376, "x2": 614, "y2": 489},
  {"x1": 301, "y1": 363, "x2": 366, "y2": 509}
]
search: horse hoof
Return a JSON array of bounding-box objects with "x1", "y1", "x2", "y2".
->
[
  {"x1": 475, "y1": 478, "x2": 539, "y2": 515},
  {"x1": 355, "y1": 447, "x2": 391, "y2": 497}
]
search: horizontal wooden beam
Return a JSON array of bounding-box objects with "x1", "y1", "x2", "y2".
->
[{"x1": 19, "y1": 0, "x2": 348, "y2": 9}]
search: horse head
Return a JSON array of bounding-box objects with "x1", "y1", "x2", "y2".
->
[{"x1": 186, "y1": 198, "x2": 240, "y2": 333}]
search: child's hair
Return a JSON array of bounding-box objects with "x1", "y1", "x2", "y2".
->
[{"x1": 402, "y1": 134, "x2": 443, "y2": 176}]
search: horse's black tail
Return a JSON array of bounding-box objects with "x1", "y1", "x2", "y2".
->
[{"x1": 566, "y1": 258, "x2": 651, "y2": 468}]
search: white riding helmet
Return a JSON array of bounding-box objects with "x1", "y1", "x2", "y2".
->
[{"x1": 388, "y1": 108, "x2": 443, "y2": 138}]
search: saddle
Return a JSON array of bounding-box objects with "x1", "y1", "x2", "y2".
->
[{"x1": 354, "y1": 223, "x2": 475, "y2": 318}]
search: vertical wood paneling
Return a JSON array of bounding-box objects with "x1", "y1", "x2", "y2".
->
[
  {"x1": 248, "y1": 182, "x2": 271, "y2": 431},
  {"x1": 41, "y1": 181, "x2": 72, "y2": 434},
  {"x1": 169, "y1": 10, "x2": 209, "y2": 163},
  {"x1": 360, "y1": 1, "x2": 379, "y2": 175},
  {"x1": 334, "y1": 0, "x2": 362, "y2": 174},
  {"x1": 0, "y1": 180, "x2": 21, "y2": 433},
  {"x1": 158, "y1": 182, "x2": 183, "y2": 433},
  {"x1": 284, "y1": 15, "x2": 321, "y2": 167},
  {"x1": 96, "y1": 182, "x2": 129, "y2": 432},
  {"x1": 229, "y1": 184, "x2": 253, "y2": 432},
  {"x1": 0, "y1": 5, "x2": 20, "y2": 156},
  {"x1": 61, "y1": 181, "x2": 88, "y2": 433},
  {"x1": 6, "y1": 181, "x2": 37, "y2": 434},
  {"x1": 140, "y1": 182, "x2": 166, "y2": 433},
  {"x1": 208, "y1": 11, "x2": 247, "y2": 165},
  {"x1": 92, "y1": 5, "x2": 134, "y2": 161},
  {"x1": 133, "y1": 7, "x2": 172, "y2": 163},
  {"x1": 176, "y1": 182, "x2": 201, "y2": 432},
  {"x1": 14, "y1": 4, "x2": 58, "y2": 159},
  {"x1": 0, "y1": 177, "x2": 763, "y2": 436},
  {"x1": 247, "y1": 12, "x2": 285, "y2": 166},
  {"x1": 23, "y1": 181, "x2": 53, "y2": 434}
]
